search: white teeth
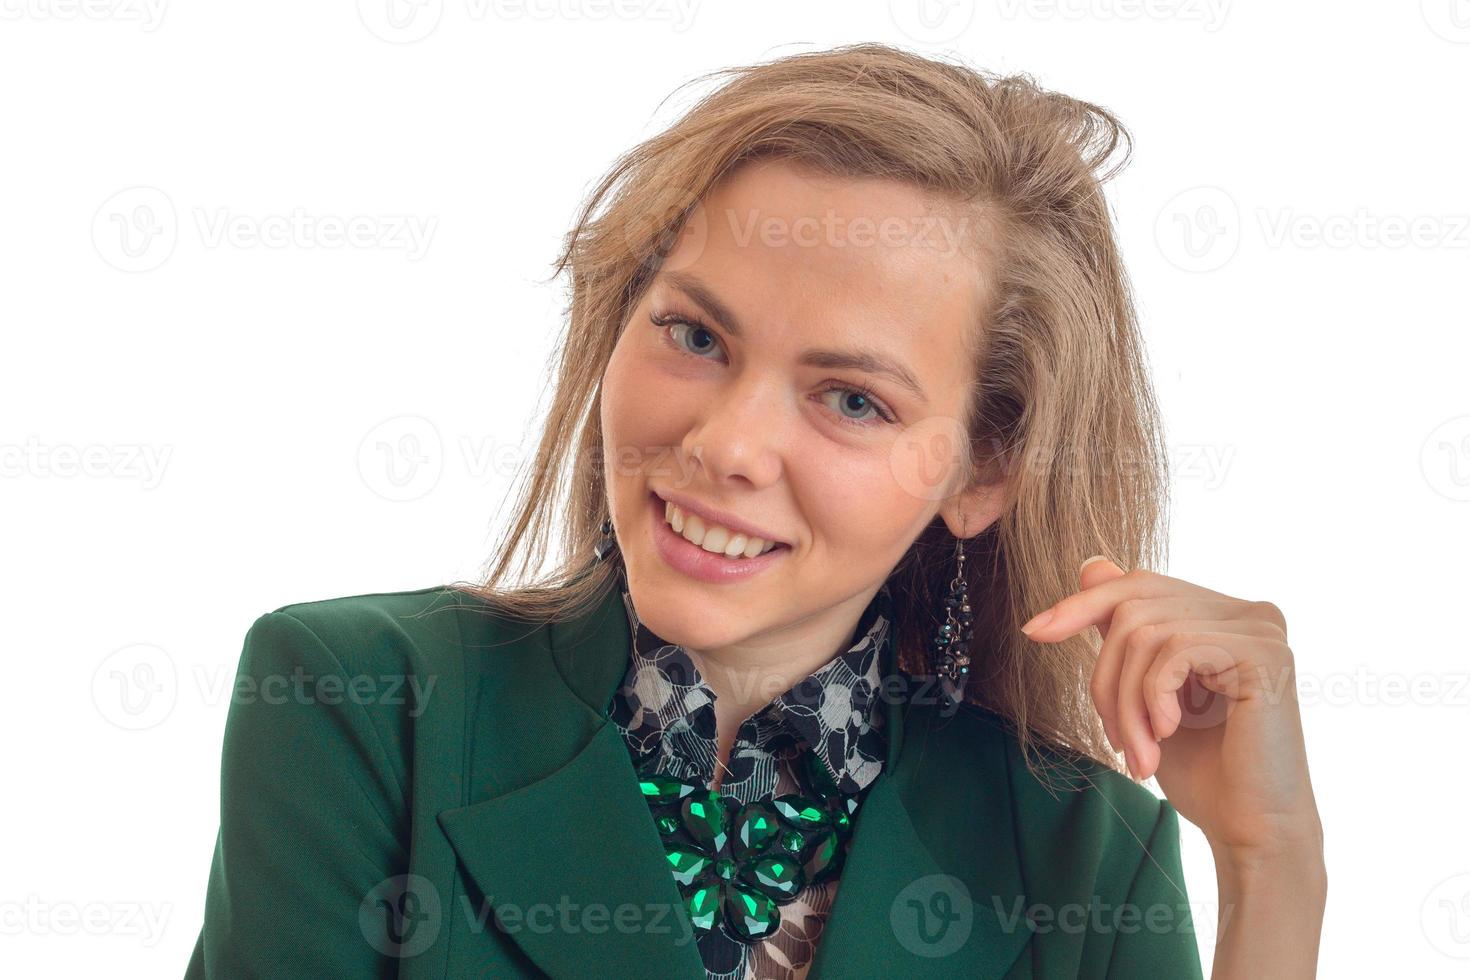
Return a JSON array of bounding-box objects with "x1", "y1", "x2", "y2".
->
[{"x1": 663, "y1": 500, "x2": 779, "y2": 558}]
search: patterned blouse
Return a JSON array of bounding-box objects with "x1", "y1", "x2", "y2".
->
[{"x1": 606, "y1": 575, "x2": 896, "y2": 980}]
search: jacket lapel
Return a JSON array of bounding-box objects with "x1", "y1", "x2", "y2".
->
[
  {"x1": 436, "y1": 580, "x2": 705, "y2": 977},
  {"x1": 806, "y1": 655, "x2": 1034, "y2": 978},
  {"x1": 437, "y1": 577, "x2": 1033, "y2": 978}
]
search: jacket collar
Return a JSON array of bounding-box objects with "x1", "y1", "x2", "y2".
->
[{"x1": 436, "y1": 574, "x2": 1033, "y2": 978}]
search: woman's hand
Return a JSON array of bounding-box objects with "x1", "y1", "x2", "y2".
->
[
  {"x1": 1019, "y1": 557, "x2": 1326, "y2": 977},
  {"x1": 1019, "y1": 557, "x2": 1323, "y2": 860}
]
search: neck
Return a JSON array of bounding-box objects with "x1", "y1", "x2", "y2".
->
[{"x1": 683, "y1": 584, "x2": 880, "y2": 740}]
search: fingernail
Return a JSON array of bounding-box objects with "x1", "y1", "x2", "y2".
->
[
  {"x1": 1080, "y1": 554, "x2": 1110, "y2": 573},
  {"x1": 1020, "y1": 609, "x2": 1053, "y2": 635}
]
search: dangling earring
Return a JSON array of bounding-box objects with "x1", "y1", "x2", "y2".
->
[
  {"x1": 594, "y1": 510, "x2": 618, "y2": 563},
  {"x1": 932, "y1": 517, "x2": 973, "y2": 709}
]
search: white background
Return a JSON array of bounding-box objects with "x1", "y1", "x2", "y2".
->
[{"x1": 3, "y1": 2, "x2": 1468, "y2": 976}]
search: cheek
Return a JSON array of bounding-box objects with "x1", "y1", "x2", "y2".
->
[
  {"x1": 800, "y1": 454, "x2": 925, "y2": 546},
  {"x1": 602, "y1": 335, "x2": 695, "y2": 480}
]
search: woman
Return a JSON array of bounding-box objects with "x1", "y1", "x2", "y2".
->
[{"x1": 185, "y1": 43, "x2": 1325, "y2": 978}]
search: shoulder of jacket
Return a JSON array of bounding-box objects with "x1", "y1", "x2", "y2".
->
[
  {"x1": 927, "y1": 699, "x2": 1169, "y2": 835},
  {"x1": 253, "y1": 584, "x2": 542, "y2": 680}
]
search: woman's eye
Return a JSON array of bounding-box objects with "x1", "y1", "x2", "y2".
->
[
  {"x1": 818, "y1": 385, "x2": 896, "y2": 427},
  {"x1": 657, "y1": 314, "x2": 724, "y2": 360}
]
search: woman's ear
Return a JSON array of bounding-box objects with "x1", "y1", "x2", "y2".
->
[{"x1": 937, "y1": 477, "x2": 1005, "y2": 539}]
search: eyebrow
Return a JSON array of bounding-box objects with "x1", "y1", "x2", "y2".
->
[{"x1": 659, "y1": 271, "x2": 930, "y2": 405}]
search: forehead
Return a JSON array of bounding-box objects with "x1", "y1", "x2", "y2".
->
[{"x1": 659, "y1": 159, "x2": 990, "y2": 389}]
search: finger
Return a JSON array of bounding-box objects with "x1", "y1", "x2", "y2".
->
[
  {"x1": 1078, "y1": 559, "x2": 1128, "y2": 751},
  {"x1": 1021, "y1": 566, "x2": 1228, "y2": 642},
  {"x1": 1116, "y1": 620, "x2": 1163, "y2": 777},
  {"x1": 1090, "y1": 597, "x2": 1243, "y2": 754},
  {"x1": 1099, "y1": 614, "x2": 1281, "y2": 752},
  {"x1": 1127, "y1": 617, "x2": 1285, "y2": 741},
  {"x1": 1142, "y1": 637, "x2": 1244, "y2": 744}
]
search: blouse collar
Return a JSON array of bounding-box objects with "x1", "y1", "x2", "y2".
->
[{"x1": 606, "y1": 572, "x2": 896, "y2": 794}]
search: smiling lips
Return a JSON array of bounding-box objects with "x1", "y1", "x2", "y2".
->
[{"x1": 661, "y1": 498, "x2": 783, "y2": 559}]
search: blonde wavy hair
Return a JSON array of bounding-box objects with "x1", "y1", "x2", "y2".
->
[{"x1": 450, "y1": 42, "x2": 1169, "y2": 778}]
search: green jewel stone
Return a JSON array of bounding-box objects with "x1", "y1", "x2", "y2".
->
[
  {"x1": 773, "y1": 794, "x2": 827, "y2": 828},
  {"x1": 744, "y1": 855, "x2": 804, "y2": 899},
  {"x1": 655, "y1": 814, "x2": 680, "y2": 836},
  {"x1": 733, "y1": 803, "x2": 779, "y2": 857},
  {"x1": 685, "y1": 881, "x2": 719, "y2": 933},
  {"x1": 833, "y1": 809, "x2": 851, "y2": 834},
  {"x1": 664, "y1": 847, "x2": 710, "y2": 888},
  {"x1": 681, "y1": 791, "x2": 729, "y2": 852},
  {"x1": 779, "y1": 829, "x2": 806, "y2": 853},
  {"x1": 803, "y1": 752, "x2": 839, "y2": 796},
  {"x1": 640, "y1": 773, "x2": 699, "y2": 805},
  {"x1": 722, "y1": 883, "x2": 779, "y2": 942},
  {"x1": 714, "y1": 857, "x2": 736, "y2": 880},
  {"x1": 804, "y1": 828, "x2": 841, "y2": 882}
]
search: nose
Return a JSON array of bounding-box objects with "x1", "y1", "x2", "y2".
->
[{"x1": 680, "y1": 375, "x2": 786, "y2": 490}]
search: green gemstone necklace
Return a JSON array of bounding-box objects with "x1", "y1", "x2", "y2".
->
[{"x1": 635, "y1": 746, "x2": 868, "y2": 945}]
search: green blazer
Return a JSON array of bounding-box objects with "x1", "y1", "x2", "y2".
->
[{"x1": 184, "y1": 582, "x2": 1203, "y2": 979}]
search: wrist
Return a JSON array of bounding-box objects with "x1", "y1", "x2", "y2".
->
[{"x1": 1210, "y1": 831, "x2": 1326, "y2": 898}]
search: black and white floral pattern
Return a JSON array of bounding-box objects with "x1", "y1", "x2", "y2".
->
[{"x1": 605, "y1": 572, "x2": 896, "y2": 980}]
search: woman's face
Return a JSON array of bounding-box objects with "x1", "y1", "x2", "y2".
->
[{"x1": 601, "y1": 158, "x2": 1000, "y2": 652}]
